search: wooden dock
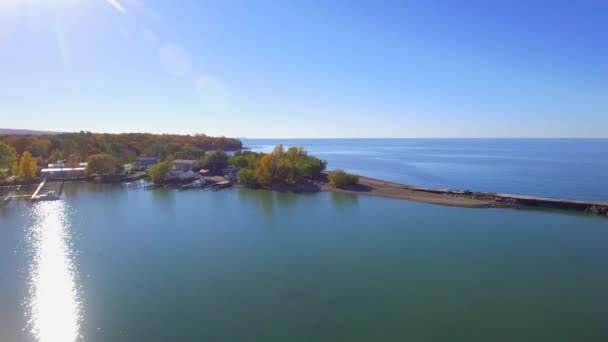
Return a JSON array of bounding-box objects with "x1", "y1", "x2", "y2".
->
[{"x1": 31, "y1": 178, "x2": 63, "y2": 201}]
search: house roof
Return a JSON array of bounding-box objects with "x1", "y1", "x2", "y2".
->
[
  {"x1": 41, "y1": 167, "x2": 86, "y2": 172},
  {"x1": 173, "y1": 159, "x2": 197, "y2": 164},
  {"x1": 138, "y1": 157, "x2": 158, "y2": 161}
]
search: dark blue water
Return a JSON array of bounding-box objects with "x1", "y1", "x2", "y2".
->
[{"x1": 244, "y1": 139, "x2": 608, "y2": 201}]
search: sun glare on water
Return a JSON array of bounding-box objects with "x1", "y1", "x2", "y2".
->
[{"x1": 26, "y1": 201, "x2": 82, "y2": 342}]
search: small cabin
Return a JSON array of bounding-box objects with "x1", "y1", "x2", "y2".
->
[
  {"x1": 173, "y1": 159, "x2": 197, "y2": 172},
  {"x1": 137, "y1": 157, "x2": 159, "y2": 167}
]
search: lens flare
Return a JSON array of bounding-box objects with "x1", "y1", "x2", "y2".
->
[
  {"x1": 26, "y1": 201, "x2": 81, "y2": 342},
  {"x1": 106, "y1": 0, "x2": 127, "y2": 14},
  {"x1": 54, "y1": 23, "x2": 72, "y2": 73}
]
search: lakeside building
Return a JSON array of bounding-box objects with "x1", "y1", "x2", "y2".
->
[
  {"x1": 173, "y1": 159, "x2": 197, "y2": 172},
  {"x1": 137, "y1": 157, "x2": 159, "y2": 167},
  {"x1": 48, "y1": 162, "x2": 87, "y2": 168},
  {"x1": 41, "y1": 167, "x2": 86, "y2": 179}
]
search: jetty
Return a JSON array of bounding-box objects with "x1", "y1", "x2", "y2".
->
[
  {"x1": 322, "y1": 176, "x2": 608, "y2": 216},
  {"x1": 31, "y1": 178, "x2": 63, "y2": 201}
]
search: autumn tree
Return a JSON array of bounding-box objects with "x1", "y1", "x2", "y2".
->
[
  {"x1": 28, "y1": 139, "x2": 51, "y2": 157},
  {"x1": 230, "y1": 145, "x2": 326, "y2": 188},
  {"x1": 16, "y1": 151, "x2": 38, "y2": 180},
  {"x1": 67, "y1": 153, "x2": 81, "y2": 177},
  {"x1": 67, "y1": 153, "x2": 80, "y2": 168},
  {"x1": 255, "y1": 154, "x2": 276, "y2": 186}
]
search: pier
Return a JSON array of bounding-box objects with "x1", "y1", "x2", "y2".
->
[{"x1": 31, "y1": 178, "x2": 63, "y2": 201}]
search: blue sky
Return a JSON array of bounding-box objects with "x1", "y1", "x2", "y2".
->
[{"x1": 0, "y1": 0, "x2": 606, "y2": 138}]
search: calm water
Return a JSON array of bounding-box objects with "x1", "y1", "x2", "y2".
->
[
  {"x1": 1, "y1": 183, "x2": 607, "y2": 341},
  {"x1": 245, "y1": 139, "x2": 608, "y2": 201}
]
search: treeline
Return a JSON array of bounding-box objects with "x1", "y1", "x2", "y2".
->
[
  {"x1": 0, "y1": 132, "x2": 241, "y2": 180},
  {"x1": 0, "y1": 132, "x2": 242, "y2": 163},
  {"x1": 231, "y1": 145, "x2": 327, "y2": 187}
]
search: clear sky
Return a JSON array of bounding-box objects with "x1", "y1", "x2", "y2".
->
[{"x1": 0, "y1": 0, "x2": 606, "y2": 138}]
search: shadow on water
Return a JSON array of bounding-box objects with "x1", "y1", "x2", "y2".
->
[
  {"x1": 237, "y1": 188, "x2": 276, "y2": 223},
  {"x1": 63, "y1": 182, "x2": 86, "y2": 199},
  {"x1": 149, "y1": 187, "x2": 176, "y2": 213},
  {"x1": 338, "y1": 183, "x2": 373, "y2": 193},
  {"x1": 330, "y1": 192, "x2": 360, "y2": 210}
]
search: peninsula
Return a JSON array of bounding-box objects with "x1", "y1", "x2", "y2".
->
[{"x1": 1, "y1": 133, "x2": 607, "y2": 216}]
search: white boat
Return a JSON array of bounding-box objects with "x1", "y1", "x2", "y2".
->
[
  {"x1": 33, "y1": 191, "x2": 60, "y2": 202},
  {"x1": 180, "y1": 179, "x2": 206, "y2": 190}
]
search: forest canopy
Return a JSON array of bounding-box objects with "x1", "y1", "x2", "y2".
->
[{"x1": 0, "y1": 132, "x2": 242, "y2": 165}]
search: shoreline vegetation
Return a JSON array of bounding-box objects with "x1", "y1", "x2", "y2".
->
[{"x1": 1, "y1": 134, "x2": 607, "y2": 216}]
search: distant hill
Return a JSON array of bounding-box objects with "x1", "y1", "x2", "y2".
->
[{"x1": 0, "y1": 128, "x2": 62, "y2": 135}]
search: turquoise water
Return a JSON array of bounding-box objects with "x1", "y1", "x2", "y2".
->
[
  {"x1": 1, "y1": 183, "x2": 607, "y2": 341},
  {"x1": 244, "y1": 139, "x2": 608, "y2": 201}
]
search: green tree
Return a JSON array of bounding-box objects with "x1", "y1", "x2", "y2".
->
[
  {"x1": 46, "y1": 149, "x2": 64, "y2": 164},
  {"x1": 202, "y1": 149, "x2": 229, "y2": 173},
  {"x1": 165, "y1": 143, "x2": 183, "y2": 156},
  {"x1": 86, "y1": 153, "x2": 118, "y2": 176},
  {"x1": 328, "y1": 169, "x2": 359, "y2": 187},
  {"x1": 236, "y1": 169, "x2": 257, "y2": 187},
  {"x1": 148, "y1": 161, "x2": 172, "y2": 184},
  {"x1": 0, "y1": 142, "x2": 17, "y2": 179},
  {"x1": 0, "y1": 142, "x2": 17, "y2": 170},
  {"x1": 297, "y1": 156, "x2": 326, "y2": 178},
  {"x1": 17, "y1": 151, "x2": 38, "y2": 180},
  {"x1": 229, "y1": 154, "x2": 249, "y2": 169}
]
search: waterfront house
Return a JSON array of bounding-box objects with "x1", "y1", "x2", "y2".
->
[
  {"x1": 48, "y1": 162, "x2": 87, "y2": 168},
  {"x1": 173, "y1": 159, "x2": 197, "y2": 172},
  {"x1": 178, "y1": 171, "x2": 201, "y2": 181},
  {"x1": 137, "y1": 157, "x2": 159, "y2": 167},
  {"x1": 41, "y1": 167, "x2": 86, "y2": 179}
]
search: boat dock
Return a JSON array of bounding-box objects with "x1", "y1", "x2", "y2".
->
[
  {"x1": 31, "y1": 178, "x2": 63, "y2": 201},
  {"x1": 211, "y1": 180, "x2": 232, "y2": 191}
]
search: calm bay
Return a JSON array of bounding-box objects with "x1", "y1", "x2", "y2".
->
[{"x1": 1, "y1": 180, "x2": 607, "y2": 341}]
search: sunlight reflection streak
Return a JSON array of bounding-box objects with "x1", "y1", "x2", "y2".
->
[
  {"x1": 54, "y1": 23, "x2": 72, "y2": 73},
  {"x1": 27, "y1": 201, "x2": 81, "y2": 342},
  {"x1": 106, "y1": 0, "x2": 127, "y2": 14}
]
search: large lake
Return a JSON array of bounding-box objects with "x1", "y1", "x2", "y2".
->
[
  {"x1": 245, "y1": 139, "x2": 608, "y2": 201},
  {"x1": 1, "y1": 182, "x2": 607, "y2": 341}
]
